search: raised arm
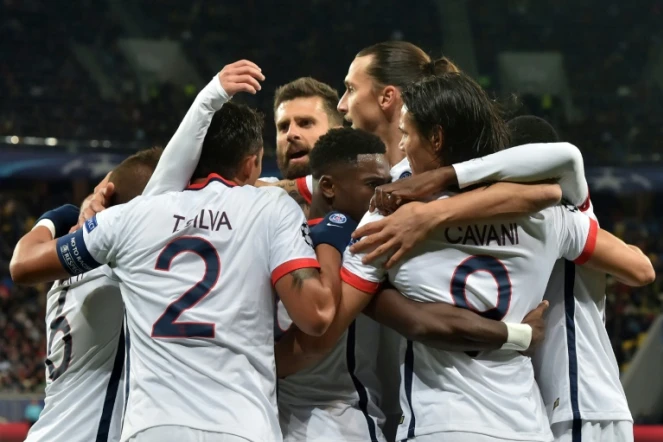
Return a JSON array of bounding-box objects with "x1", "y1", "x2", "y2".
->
[
  {"x1": 144, "y1": 60, "x2": 264, "y2": 196},
  {"x1": 75, "y1": 61, "x2": 265, "y2": 227}
]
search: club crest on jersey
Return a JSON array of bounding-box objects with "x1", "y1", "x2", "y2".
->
[
  {"x1": 398, "y1": 171, "x2": 412, "y2": 180},
  {"x1": 301, "y1": 222, "x2": 313, "y2": 247},
  {"x1": 329, "y1": 213, "x2": 347, "y2": 224},
  {"x1": 85, "y1": 215, "x2": 98, "y2": 233}
]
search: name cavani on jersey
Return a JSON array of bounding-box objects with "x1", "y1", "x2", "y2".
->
[
  {"x1": 172, "y1": 210, "x2": 232, "y2": 233},
  {"x1": 444, "y1": 222, "x2": 520, "y2": 246}
]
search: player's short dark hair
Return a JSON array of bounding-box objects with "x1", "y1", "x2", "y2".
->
[
  {"x1": 507, "y1": 115, "x2": 560, "y2": 146},
  {"x1": 273, "y1": 77, "x2": 343, "y2": 126},
  {"x1": 356, "y1": 41, "x2": 459, "y2": 90},
  {"x1": 108, "y1": 147, "x2": 163, "y2": 206},
  {"x1": 309, "y1": 127, "x2": 386, "y2": 179},
  {"x1": 191, "y1": 102, "x2": 264, "y2": 181},
  {"x1": 402, "y1": 72, "x2": 509, "y2": 166}
]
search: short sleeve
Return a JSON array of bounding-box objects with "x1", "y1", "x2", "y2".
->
[
  {"x1": 551, "y1": 204, "x2": 598, "y2": 264},
  {"x1": 55, "y1": 204, "x2": 126, "y2": 276},
  {"x1": 341, "y1": 210, "x2": 388, "y2": 294},
  {"x1": 268, "y1": 192, "x2": 320, "y2": 285},
  {"x1": 295, "y1": 175, "x2": 313, "y2": 205}
]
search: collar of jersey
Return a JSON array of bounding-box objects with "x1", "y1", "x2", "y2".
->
[
  {"x1": 186, "y1": 173, "x2": 237, "y2": 190},
  {"x1": 308, "y1": 218, "x2": 323, "y2": 226}
]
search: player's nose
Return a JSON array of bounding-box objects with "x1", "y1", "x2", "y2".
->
[
  {"x1": 337, "y1": 94, "x2": 348, "y2": 114},
  {"x1": 286, "y1": 126, "x2": 301, "y2": 141}
]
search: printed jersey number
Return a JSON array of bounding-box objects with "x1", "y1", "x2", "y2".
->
[
  {"x1": 152, "y1": 237, "x2": 220, "y2": 338},
  {"x1": 45, "y1": 287, "x2": 73, "y2": 381},
  {"x1": 450, "y1": 255, "x2": 512, "y2": 356}
]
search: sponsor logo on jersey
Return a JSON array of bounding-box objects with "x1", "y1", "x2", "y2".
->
[
  {"x1": 398, "y1": 171, "x2": 412, "y2": 180},
  {"x1": 85, "y1": 215, "x2": 98, "y2": 233},
  {"x1": 329, "y1": 213, "x2": 347, "y2": 224},
  {"x1": 300, "y1": 222, "x2": 313, "y2": 247}
]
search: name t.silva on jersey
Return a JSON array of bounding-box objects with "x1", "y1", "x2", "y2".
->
[{"x1": 171, "y1": 210, "x2": 232, "y2": 233}]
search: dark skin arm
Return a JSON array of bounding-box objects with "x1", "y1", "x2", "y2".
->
[{"x1": 364, "y1": 288, "x2": 548, "y2": 351}]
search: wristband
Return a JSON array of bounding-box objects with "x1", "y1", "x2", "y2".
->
[
  {"x1": 36, "y1": 204, "x2": 80, "y2": 238},
  {"x1": 501, "y1": 323, "x2": 532, "y2": 351},
  {"x1": 33, "y1": 219, "x2": 56, "y2": 239}
]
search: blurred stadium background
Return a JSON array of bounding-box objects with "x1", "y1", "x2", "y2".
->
[{"x1": 1, "y1": 0, "x2": 662, "y2": 440}]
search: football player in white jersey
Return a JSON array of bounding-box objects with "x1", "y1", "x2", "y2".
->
[
  {"x1": 275, "y1": 127, "x2": 560, "y2": 442},
  {"x1": 356, "y1": 115, "x2": 643, "y2": 442},
  {"x1": 23, "y1": 148, "x2": 162, "y2": 442},
  {"x1": 10, "y1": 86, "x2": 343, "y2": 442},
  {"x1": 341, "y1": 75, "x2": 654, "y2": 441}
]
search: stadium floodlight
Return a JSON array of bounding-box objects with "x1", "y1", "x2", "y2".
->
[
  {"x1": 10, "y1": 135, "x2": 19, "y2": 144},
  {"x1": 90, "y1": 140, "x2": 100, "y2": 147},
  {"x1": 45, "y1": 137, "x2": 58, "y2": 146},
  {"x1": 102, "y1": 140, "x2": 112, "y2": 148}
]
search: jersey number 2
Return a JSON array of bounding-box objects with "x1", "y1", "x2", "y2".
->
[{"x1": 152, "y1": 237, "x2": 220, "y2": 338}]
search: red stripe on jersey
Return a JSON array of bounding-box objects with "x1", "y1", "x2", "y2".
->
[
  {"x1": 579, "y1": 188, "x2": 591, "y2": 212},
  {"x1": 296, "y1": 176, "x2": 312, "y2": 204},
  {"x1": 341, "y1": 267, "x2": 381, "y2": 294},
  {"x1": 187, "y1": 173, "x2": 237, "y2": 190},
  {"x1": 308, "y1": 218, "x2": 323, "y2": 227},
  {"x1": 574, "y1": 218, "x2": 598, "y2": 265},
  {"x1": 271, "y1": 258, "x2": 321, "y2": 285}
]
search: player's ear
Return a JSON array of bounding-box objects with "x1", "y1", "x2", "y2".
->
[
  {"x1": 239, "y1": 154, "x2": 260, "y2": 183},
  {"x1": 430, "y1": 125, "x2": 444, "y2": 154},
  {"x1": 379, "y1": 86, "x2": 399, "y2": 111},
  {"x1": 318, "y1": 175, "x2": 335, "y2": 199}
]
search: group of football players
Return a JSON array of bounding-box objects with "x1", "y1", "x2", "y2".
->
[{"x1": 9, "y1": 41, "x2": 655, "y2": 442}]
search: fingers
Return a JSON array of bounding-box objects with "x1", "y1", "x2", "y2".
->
[
  {"x1": 537, "y1": 300, "x2": 550, "y2": 312},
  {"x1": 385, "y1": 246, "x2": 406, "y2": 269},
  {"x1": 350, "y1": 230, "x2": 386, "y2": 254},
  {"x1": 228, "y1": 59, "x2": 261, "y2": 71},
  {"x1": 351, "y1": 219, "x2": 385, "y2": 240},
  {"x1": 361, "y1": 240, "x2": 395, "y2": 265},
  {"x1": 229, "y1": 66, "x2": 265, "y2": 81},
  {"x1": 228, "y1": 74, "x2": 262, "y2": 92},
  {"x1": 369, "y1": 195, "x2": 376, "y2": 213}
]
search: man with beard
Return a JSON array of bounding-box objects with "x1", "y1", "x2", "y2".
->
[{"x1": 257, "y1": 77, "x2": 344, "y2": 217}]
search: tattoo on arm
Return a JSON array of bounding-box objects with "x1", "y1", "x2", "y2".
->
[{"x1": 290, "y1": 268, "x2": 319, "y2": 290}]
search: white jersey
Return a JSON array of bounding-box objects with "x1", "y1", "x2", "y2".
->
[
  {"x1": 389, "y1": 157, "x2": 412, "y2": 182},
  {"x1": 533, "y1": 205, "x2": 632, "y2": 425},
  {"x1": 61, "y1": 175, "x2": 319, "y2": 442},
  {"x1": 26, "y1": 268, "x2": 125, "y2": 442},
  {"x1": 342, "y1": 203, "x2": 598, "y2": 442},
  {"x1": 275, "y1": 218, "x2": 386, "y2": 442},
  {"x1": 451, "y1": 142, "x2": 631, "y2": 425}
]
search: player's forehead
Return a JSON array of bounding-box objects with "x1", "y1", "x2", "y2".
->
[
  {"x1": 355, "y1": 153, "x2": 391, "y2": 180},
  {"x1": 275, "y1": 96, "x2": 327, "y2": 124},
  {"x1": 345, "y1": 55, "x2": 373, "y2": 86}
]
